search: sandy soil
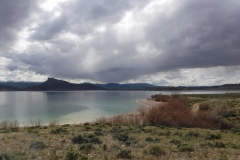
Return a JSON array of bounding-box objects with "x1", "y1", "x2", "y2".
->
[{"x1": 192, "y1": 103, "x2": 199, "y2": 114}]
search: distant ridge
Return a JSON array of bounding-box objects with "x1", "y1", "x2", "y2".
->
[
  {"x1": 24, "y1": 78, "x2": 105, "y2": 91},
  {"x1": 1, "y1": 77, "x2": 240, "y2": 91},
  {"x1": 0, "y1": 84, "x2": 17, "y2": 91},
  {"x1": 96, "y1": 83, "x2": 155, "y2": 90},
  {"x1": 219, "y1": 83, "x2": 240, "y2": 89},
  {"x1": 0, "y1": 82, "x2": 41, "y2": 88}
]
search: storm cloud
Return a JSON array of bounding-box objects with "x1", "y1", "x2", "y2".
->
[{"x1": 1, "y1": 0, "x2": 240, "y2": 85}]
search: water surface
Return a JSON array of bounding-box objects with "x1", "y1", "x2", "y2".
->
[{"x1": 0, "y1": 90, "x2": 238, "y2": 125}]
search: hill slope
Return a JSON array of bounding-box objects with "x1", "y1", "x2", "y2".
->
[
  {"x1": 0, "y1": 84, "x2": 18, "y2": 91},
  {"x1": 24, "y1": 78, "x2": 105, "y2": 91},
  {"x1": 96, "y1": 83, "x2": 155, "y2": 90},
  {"x1": 0, "y1": 82, "x2": 41, "y2": 88}
]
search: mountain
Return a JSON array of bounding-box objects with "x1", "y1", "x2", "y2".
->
[
  {"x1": 218, "y1": 83, "x2": 240, "y2": 89},
  {"x1": 0, "y1": 84, "x2": 18, "y2": 91},
  {"x1": 0, "y1": 82, "x2": 41, "y2": 88},
  {"x1": 1, "y1": 77, "x2": 240, "y2": 91},
  {"x1": 96, "y1": 83, "x2": 156, "y2": 90},
  {"x1": 24, "y1": 78, "x2": 105, "y2": 91}
]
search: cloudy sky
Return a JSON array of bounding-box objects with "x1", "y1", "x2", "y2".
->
[{"x1": 1, "y1": 0, "x2": 240, "y2": 86}]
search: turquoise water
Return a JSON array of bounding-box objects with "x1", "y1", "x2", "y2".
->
[{"x1": 0, "y1": 90, "x2": 238, "y2": 125}]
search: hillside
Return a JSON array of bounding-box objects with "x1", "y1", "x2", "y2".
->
[
  {"x1": 24, "y1": 78, "x2": 105, "y2": 91},
  {"x1": 96, "y1": 83, "x2": 155, "y2": 90},
  {"x1": 0, "y1": 82, "x2": 41, "y2": 88},
  {"x1": 0, "y1": 84, "x2": 18, "y2": 91}
]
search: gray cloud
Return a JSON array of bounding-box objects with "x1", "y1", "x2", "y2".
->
[
  {"x1": 0, "y1": 0, "x2": 37, "y2": 46},
  {"x1": 2, "y1": 0, "x2": 240, "y2": 84}
]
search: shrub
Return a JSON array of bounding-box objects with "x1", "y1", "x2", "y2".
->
[
  {"x1": 145, "y1": 145, "x2": 166, "y2": 156},
  {"x1": 170, "y1": 139, "x2": 181, "y2": 146},
  {"x1": 29, "y1": 141, "x2": 46, "y2": 150},
  {"x1": 0, "y1": 151, "x2": 25, "y2": 160},
  {"x1": 84, "y1": 126, "x2": 91, "y2": 130},
  {"x1": 185, "y1": 131, "x2": 199, "y2": 138},
  {"x1": 72, "y1": 134, "x2": 88, "y2": 144},
  {"x1": 30, "y1": 119, "x2": 42, "y2": 128},
  {"x1": 214, "y1": 142, "x2": 226, "y2": 148},
  {"x1": 79, "y1": 143, "x2": 93, "y2": 154},
  {"x1": 94, "y1": 131, "x2": 103, "y2": 136},
  {"x1": 84, "y1": 122, "x2": 90, "y2": 126},
  {"x1": 0, "y1": 120, "x2": 19, "y2": 131},
  {"x1": 178, "y1": 144, "x2": 194, "y2": 152},
  {"x1": 50, "y1": 127, "x2": 68, "y2": 134},
  {"x1": 116, "y1": 150, "x2": 132, "y2": 159},
  {"x1": 205, "y1": 133, "x2": 221, "y2": 140},
  {"x1": 103, "y1": 144, "x2": 107, "y2": 151},
  {"x1": 145, "y1": 137, "x2": 154, "y2": 142},
  {"x1": 66, "y1": 150, "x2": 79, "y2": 160},
  {"x1": 151, "y1": 94, "x2": 170, "y2": 102},
  {"x1": 145, "y1": 95, "x2": 192, "y2": 127},
  {"x1": 89, "y1": 136, "x2": 102, "y2": 144},
  {"x1": 199, "y1": 102, "x2": 210, "y2": 111},
  {"x1": 125, "y1": 141, "x2": 131, "y2": 146},
  {"x1": 113, "y1": 132, "x2": 129, "y2": 142},
  {"x1": 48, "y1": 120, "x2": 58, "y2": 127},
  {"x1": 200, "y1": 142, "x2": 226, "y2": 148}
]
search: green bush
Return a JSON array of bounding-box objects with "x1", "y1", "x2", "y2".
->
[
  {"x1": 72, "y1": 134, "x2": 88, "y2": 144},
  {"x1": 113, "y1": 132, "x2": 129, "y2": 142},
  {"x1": 205, "y1": 133, "x2": 221, "y2": 140},
  {"x1": 170, "y1": 139, "x2": 181, "y2": 145},
  {"x1": 145, "y1": 145, "x2": 166, "y2": 156},
  {"x1": 185, "y1": 131, "x2": 199, "y2": 137},
  {"x1": 103, "y1": 144, "x2": 107, "y2": 151},
  {"x1": 79, "y1": 143, "x2": 93, "y2": 154},
  {"x1": 66, "y1": 150, "x2": 79, "y2": 160},
  {"x1": 72, "y1": 134, "x2": 102, "y2": 145},
  {"x1": 145, "y1": 137, "x2": 154, "y2": 142},
  {"x1": 116, "y1": 150, "x2": 132, "y2": 159},
  {"x1": 29, "y1": 141, "x2": 46, "y2": 150},
  {"x1": 94, "y1": 131, "x2": 104, "y2": 136},
  {"x1": 90, "y1": 136, "x2": 102, "y2": 144},
  {"x1": 125, "y1": 141, "x2": 131, "y2": 146},
  {"x1": 50, "y1": 127, "x2": 68, "y2": 134},
  {"x1": 0, "y1": 151, "x2": 25, "y2": 160},
  {"x1": 200, "y1": 142, "x2": 226, "y2": 148},
  {"x1": 178, "y1": 144, "x2": 194, "y2": 152}
]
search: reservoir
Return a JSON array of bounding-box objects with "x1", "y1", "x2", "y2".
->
[{"x1": 0, "y1": 90, "x2": 239, "y2": 125}]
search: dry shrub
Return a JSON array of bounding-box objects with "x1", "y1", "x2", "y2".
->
[
  {"x1": 96, "y1": 95, "x2": 233, "y2": 129},
  {"x1": 198, "y1": 102, "x2": 210, "y2": 111},
  {"x1": 0, "y1": 120, "x2": 19, "y2": 130},
  {"x1": 145, "y1": 95, "x2": 192, "y2": 127},
  {"x1": 151, "y1": 94, "x2": 170, "y2": 102},
  {"x1": 143, "y1": 95, "x2": 232, "y2": 129},
  {"x1": 96, "y1": 117, "x2": 108, "y2": 124}
]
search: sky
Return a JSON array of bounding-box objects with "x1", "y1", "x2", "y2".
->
[{"x1": 0, "y1": 0, "x2": 240, "y2": 86}]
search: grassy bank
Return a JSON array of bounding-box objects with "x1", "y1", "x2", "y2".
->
[
  {"x1": 0, "y1": 93, "x2": 240, "y2": 159},
  {"x1": 0, "y1": 122, "x2": 240, "y2": 159}
]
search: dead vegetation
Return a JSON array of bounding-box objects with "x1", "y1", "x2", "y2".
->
[{"x1": 97, "y1": 94, "x2": 234, "y2": 129}]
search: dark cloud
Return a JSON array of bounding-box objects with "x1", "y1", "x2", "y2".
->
[
  {"x1": 0, "y1": 0, "x2": 36, "y2": 46},
  {"x1": 2, "y1": 0, "x2": 240, "y2": 84}
]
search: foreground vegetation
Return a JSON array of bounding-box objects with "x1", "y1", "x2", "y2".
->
[
  {"x1": 98, "y1": 94, "x2": 239, "y2": 129},
  {"x1": 0, "y1": 121, "x2": 240, "y2": 159},
  {"x1": 0, "y1": 93, "x2": 240, "y2": 159}
]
